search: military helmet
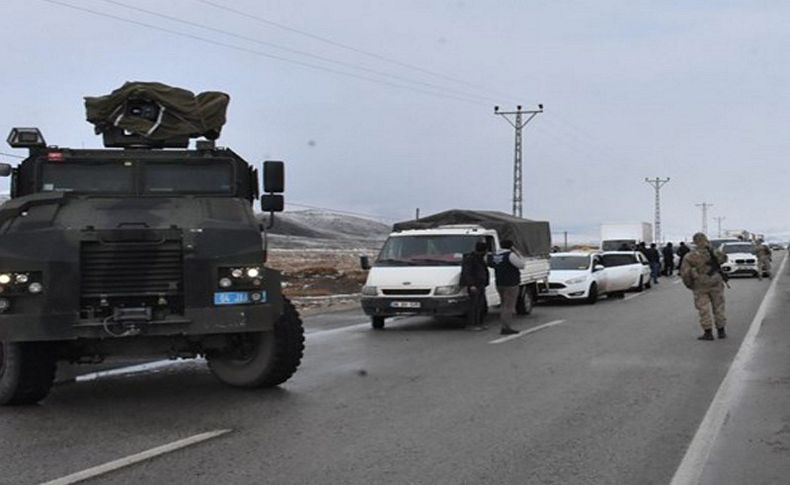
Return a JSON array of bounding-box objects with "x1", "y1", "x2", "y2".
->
[{"x1": 692, "y1": 232, "x2": 709, "y2": 247}]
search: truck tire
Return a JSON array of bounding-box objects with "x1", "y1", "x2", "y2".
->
[
  {"x1": 516, "y1": 286, "x2": 534, "y2": 315},
  {"x1": 371, "y1": 316, "x2": 385, "y2": 329},
  {"x1": 208, "y1": 299, "x2": 305, "y2": 388},
  {"x1": 0, "y1": 341, "x2": 57, "y2": 406}
]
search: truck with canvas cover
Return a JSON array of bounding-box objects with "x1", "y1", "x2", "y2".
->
[
  {"x1": 0, "y1": 82, "x2": 304, "y2": 405},
  {"x1": 359, "y1": 210, "x2": 551, "y2": 329}
]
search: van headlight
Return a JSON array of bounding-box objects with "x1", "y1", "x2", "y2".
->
[
  {"x1": 361, "y1": 285, "x2": 378, "y2": 296},
  {"x1": 435, "y1": 285, "x2": 461, "y2": 296}
]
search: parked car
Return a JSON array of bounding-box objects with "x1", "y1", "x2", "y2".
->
[
  {"x1": 600, "y1": 251, "x2": 653, "y2": 292},
  {"x1": 720, "y1": 242, "x2": 758, "y2": 277},
  {"x1": 540, "y1": 252, "x2": 605, "y2": 304}
]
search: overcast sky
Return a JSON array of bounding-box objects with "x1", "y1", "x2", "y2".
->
[{"x1": 2, "y1": 0, "x2": 788, "y2": 242}]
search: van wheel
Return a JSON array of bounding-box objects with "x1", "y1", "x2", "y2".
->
[
  {"x1": 586, "y1": 283, "x2": 598, "y2": 304},
  {"x1": 516, "y1": 286, "x2": 534, "y2": 315},
  {"x1": 208, "y1": 299, "x2": 305, "y2": 388},
  {"x1": 371, "y1": 316, "x2": 385, "y2": 329},
  {"x1": 0, "y1": 341, "x2": 57, "y2": 406}
]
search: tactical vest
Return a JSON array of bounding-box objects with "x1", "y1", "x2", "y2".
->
[{"x1": 489, "y1": 251, "x2": 520, "y2": 287}]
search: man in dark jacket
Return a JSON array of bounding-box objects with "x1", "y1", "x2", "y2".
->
[
  {"x1": 677, "y1": 241, "x2": 690, "y2": 266},
  {"x1": 487, "y1": 240, "x2": 525, "y2": 335},
  {"x1": 646, "y1": 243, "x2": 661, "y2": 284},
  {"x1": 662, "y1": 242, "x2": 675, "y2": 276},
  {"x1": 460, "y1": 241, "x2": 490, "y2": 330}
]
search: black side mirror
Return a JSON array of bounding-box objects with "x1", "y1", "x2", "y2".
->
[
  {"x1": 360, "y1": 255, "x2": 371, "y2": 270},
  {"x1": 0, "y1": 163, "x2": 11, "y2": 177},
  {"x1": 261, "y1": 194, "x2": 284, "y2": 212},
  {"x1": 263, "y1": 161, "x2": 284, "y2": 193}
]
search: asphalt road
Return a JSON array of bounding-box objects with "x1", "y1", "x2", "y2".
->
[{"x1": 0, "y1": 253, "x2": 785, "y2": 485}]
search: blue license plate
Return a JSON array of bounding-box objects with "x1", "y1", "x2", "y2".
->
[{"x1": 214, "y1": 292, "x2": 250, "y2": 305}]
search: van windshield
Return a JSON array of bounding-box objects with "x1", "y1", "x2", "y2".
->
[{"x1": 376, "y1": 235, "x2": 485, "y2": 266}]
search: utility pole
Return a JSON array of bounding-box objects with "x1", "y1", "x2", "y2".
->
[
  {"x1": 644, "y1": 177, "x2": 670, "y2": 243},
  {"x1": 696, "y1": 202, "x2": 713, "y2": 235},
  {"x1": 714, "y1": 216, "x2": 725, "y2": 238},
  {"x1": 415, "y1": 208, "x2": 420, "y2": 220},
  {"x1": 564, "y1": 231, "x2": 568, "y2": 251},
  {"x1": 494, "y1": 104, "x2": 543, "y2": 218}
]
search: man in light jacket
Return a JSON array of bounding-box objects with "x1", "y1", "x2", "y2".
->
[{"x1": 488, "y1": 239, "x2": 525, "y2": 335}]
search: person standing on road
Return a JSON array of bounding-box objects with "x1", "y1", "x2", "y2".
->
[
  {"x1": 460, "y1": 241, "x2": 490, "y2": 330},
  {"x1": 645, "y1": 243, "x2": 661, "y2": 284},
  {"x1": 677, "y1": 241, "x2": 690, "y2": 267},
  {"x1": 662, "y1": 242, "x2": 675, "y2": 276},
  {"x1": 754, "y1": 239, "x2": 772, "y2": 280},
  {"x1": 680, "y1": 232, "x2": 728, "y2": 341},
  {"x1": 488, "y1": 240, "x2": 525, "y2": 336},
  {"x1": 637, "y1": 242, "x2": 648, "y2": 257}
]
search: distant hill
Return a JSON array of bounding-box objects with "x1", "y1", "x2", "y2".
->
[{"x1": 261, "y1": 209, "x2": 390, "y2": 249}]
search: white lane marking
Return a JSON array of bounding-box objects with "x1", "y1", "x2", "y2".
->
[
  {"x1": 39, "y1": 429, "x2": 231, "y2": 485},
  {"x1": 75, "y1": 359, "x2": 196, "y2": 382},
  {"x1": 306, "y1": 321, "x2": 371, "y2": 338},
  {"x1": 623, "y1": 293, "x2": 643, "y2": 301},
  {"x1": 669, "y1": 253, "x2": 788, "y2": 485},
  {"x1": 488, "y1": 320, "x2": 567, "y2": 344}
]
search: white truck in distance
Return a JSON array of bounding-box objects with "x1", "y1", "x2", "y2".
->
[
  {"x1": 600, "y1": 222, "x2": 653, "y2": 251},
  {"x1": 360, "y1": 210, "x2": 551, "y2": 330}
]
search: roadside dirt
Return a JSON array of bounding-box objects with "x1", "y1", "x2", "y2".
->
[{"x1": 267, "y1": 248, "x2": 379, "y2": 316}]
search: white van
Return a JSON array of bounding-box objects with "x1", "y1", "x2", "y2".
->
[{"x1": 360, "y1": 224, "x2": 550, "y2": 329}]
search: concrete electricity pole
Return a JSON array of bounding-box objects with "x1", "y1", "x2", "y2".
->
[
  {"x1": 645, "y1": 177, "x2": 670, "y2": 243},
  {"x1": 714, "y1": 216, "x2": 725, "y2": 238},
  {"x1": 696, "y1": 202, "x2": 713, "y2": 235},
  {"x1": 494, "y1": 104, "x2": 543, "y2": 218}
]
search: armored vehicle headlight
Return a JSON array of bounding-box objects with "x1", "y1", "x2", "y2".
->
[
  {"x1": 246, "y1": 268, "x2": 260, "y2": 278},
  {"x1": 219, "y1": 277, "x2": 233, "y2": 288},
  {"x1": 231, "y1": 268, "x2": 244, "y2": 278},
  {"x1": 28, "y1": 282, "x2": 43, "y2": 294},
  {"x1": 0, "y1": 274, "x2": 10, "y2": 285},
  {"x1": 15, "y1": 274, "x2": 28, "y2": 284},
  {"x1": 0, "y1": 298, "x2": 9, "y2": 312}
]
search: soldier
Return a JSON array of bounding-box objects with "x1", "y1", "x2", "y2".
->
[
  {"x1": 754, "y1": 239, "x2": 772, "y2": 280},
  {"x1": 680, "y1": 233, "x2": 728, "y2": 340}
]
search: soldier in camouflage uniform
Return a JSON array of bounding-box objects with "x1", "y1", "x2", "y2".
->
[
  {"x1": 754, "y1": 239, "x2": 772, "y2": 280},
  {"x1": 680, "y1": 233, "x2": 728, "y2": 340}
]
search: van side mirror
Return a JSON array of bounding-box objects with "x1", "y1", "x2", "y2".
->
[
  {"x1": 261, "y1": 194, "x2": 284, "y2": 212},
  {"x1": 263, "y1": 161, "x2": 284, "y2": 193},
  {"x1": 0, "y1": 163, "x2": 11, "y2": 177},
  {"x1": 360, "y1": 255, "x2": 371, "y2": 270}
]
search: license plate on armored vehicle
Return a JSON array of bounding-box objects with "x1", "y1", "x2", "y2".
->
[
  {"x1": 390, "y1": 301, "x2": 421, "y2": 309},
  {"x1": 214, "y1": 292, "x2": 250, "y2": 305}
]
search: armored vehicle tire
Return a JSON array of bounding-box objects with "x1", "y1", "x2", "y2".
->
[
  {"x1": 371, "y1": 316, "x2": 385, "y2": 329},
  {"x1": 516, "y1": 286, "x2": 534, "y2": 315},
  {"x1": 208, "y1": 299, "x2": 305, "y2": 388},
  {"x1": 0, "y1": 341, "x2": 57, "y2": 406}
]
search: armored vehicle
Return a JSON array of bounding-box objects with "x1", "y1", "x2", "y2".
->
[{"x1": 0, "y1": 83, "x2": 304, "y2": 405}]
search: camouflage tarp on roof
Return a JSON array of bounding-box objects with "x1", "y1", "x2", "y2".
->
[
  {"x1": 392, "y1": 209, "x2": 552, "y2": 257},
  {"x1": 84, "y1": 81, "x2": 230, "y2": 141}
]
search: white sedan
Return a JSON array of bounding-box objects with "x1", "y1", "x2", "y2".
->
[{"x1": 599, "y1": 251, "x2": 652, "y2": 293}]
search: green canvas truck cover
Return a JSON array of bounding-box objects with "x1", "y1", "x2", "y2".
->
[
  {"x1": 84, "y1": 81, "x2": 229, "y2": 141},
  {"x1": 392, "y1": 209, "x2": 552, "y2": 257}
]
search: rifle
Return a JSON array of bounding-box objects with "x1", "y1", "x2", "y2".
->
[{"x1": 707, "y1": 248, "x2": 731, "y2": 288}]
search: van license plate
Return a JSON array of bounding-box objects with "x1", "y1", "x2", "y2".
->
[
  {"x1": 391, "y1": 301, "x2": 420, "y2": 308},
  {"x1": 214, "y1": 292, "x2": 249, "y2": 305}
]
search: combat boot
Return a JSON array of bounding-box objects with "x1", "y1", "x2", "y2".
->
[
  {"x1": 697, "y1": 329, "x2": 714, "y2": 341},
  {"x1": 717, "y1": 327, "x2": 727, "y2": 339}
]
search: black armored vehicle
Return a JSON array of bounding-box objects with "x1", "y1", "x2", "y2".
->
[{"x1": 0, "y1": 83, "x2": 304, "y2": 404}]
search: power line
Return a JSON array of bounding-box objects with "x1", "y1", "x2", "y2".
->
[
  {"x1": 96, "y1": 0, "x2": 499, "y2": 104},
  {"x1": 196, "y1": 0, "x2": 514, "y2": 99},
  {"x1": 0, "y1": 151, "x2": 25, "y2": 159},
  {"x1": 39, "y1": 0, "x2": 489, "y2": 106}
]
